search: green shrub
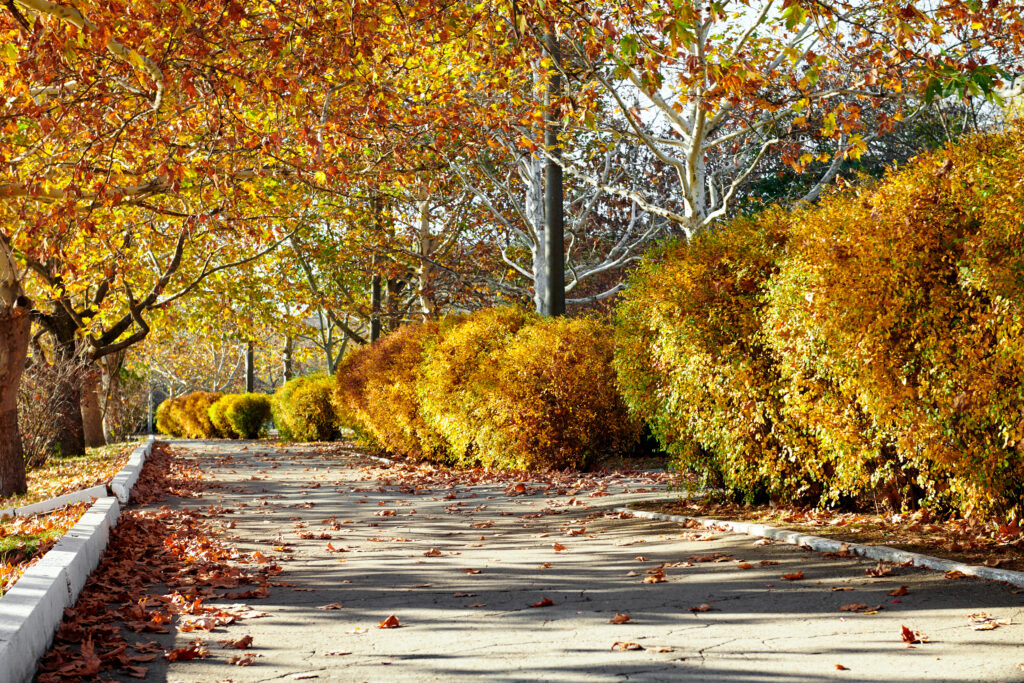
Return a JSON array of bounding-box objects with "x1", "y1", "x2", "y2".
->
[
  {"x1": 617, "y1": 127, "x2": 1024, "y2": 517},
  {"x1": 155, "y1": 397, "x2": 184, "y2": 437},
  {"x1": 273, "y1": 374, "x2": 338, "y2": 442},
  {"x1": 335, "y1": 322, "x2": 444, "y2": 458},
  {"x1": 222, "y1": 393, "x2": 272, "y2": 439},
  {"x1": 614, "y1": 213, "x2": 835, "y2": 503},
  {"x1": 177, "y1": 391, "x2": 223, "y2": 439},
  {"x1": 208, "y1": 395, "x2": 238, "y2": 438},
  {"x1": 765, "y1": 128, "x2": 1024, "y2": 516},
  {"x1": 475, "y1": 315, "x2": 640, "y2": 470},
  {"x1": 417, "y1": 307, "x2": 533, "y2": 466}
]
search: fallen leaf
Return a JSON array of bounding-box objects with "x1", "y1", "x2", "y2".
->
[
  {"x1": 539, "y1": 562, "x2": 552, "y2": 568},
  {"x1": 945, "y1": 569, "x2": 968, "y2": 580},
  {"x1": 609, "y1": 613, "x2": 631, "y2": 624},
  {"x1": 865, "y1": 562, "x2": 893, "y2": 577},
  {"x1": 164, "y1": 640, "x2": 210, "y2": 661},
  {"x1": 643, "y1": 570, "x2": 667, "y2": 584},
  {"x1": 530, "y1": 597, "x2": 554, "y2": 608},
  {"x1": 689, "y1": 603, "x2": 714, "y2": 612},
  {"x1": 782, "y1": 571, "x2": 804, "y2": 581},
  {"x1": 468, "y1": 602, "x2": 487, "y2": 607},
  {"x1": 552, "y1": 542, "x2": 567, "y2": 552},
  {"x1": 219, "y1": 635, "x2": 253, "y2": 649},
  {"x1": 316, "y1": 603, "x2": 344, "y2": 610},
  {"x1": 888, "y1": 585, "x2": 909, "y2": 597},
  {"x1": 453, "y1": 592, "x2": 477, "y2": 597},
  {"x1": 835, "y1": 664, "x2": 849, "y2": 671},
  {"x1": 378, "y1": 615, "x2": 401, "y2": 629},
  {"x1": 324, "y1": 650, "x2": 352, "y2": 656},
  {"x1": 736, "y1": 562, "x2": 754, "y2": 570},
  {"x1": 228, "y1": 653, "x2": 259, "y2": 666},
  {"x1": 901, "y1": 625, "x2": 923, "y2": 644},
  {"x1": 462, "y1": 568, "x2": 482, "y2": 574},
  {"x1": 424, "y1": 548, "x2": 443, "y2": 557},
  {"x1": 648, "y1": 646, "x2": 674, "y2": 653},
  {"x1": 611, "y1": 641, "x2": 644, "y2": 651},
  {"x1": 839, "y1": 603, "x2": 883, "y2": 613}
]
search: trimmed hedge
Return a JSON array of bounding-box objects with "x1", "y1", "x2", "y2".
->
[
  {"x1": 221, "y1": 393, "x2": 272, "y2": 439},
  {"x1": 335, "y1": 308, "x2": 639, "y2": 470},
  {"x1": 273, "y1": 374, "x2": 339, "y2": 442},
  {"x1": 156, "y1": 391, "x2": 224, "y2": 438},
  {"x1": 616, "y1": 127, "x2": 1024, "y2": 517}
]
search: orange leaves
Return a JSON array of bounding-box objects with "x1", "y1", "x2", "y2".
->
[
  {"x1": 611, "y1": 641, "x2": 644, "y2": 651},
  {"x1": 424, "y1": 548, "x2": 443, "y2": 557},
  {"x1": 839, "y1": 603, "x2": 883, "y2": 614},
  {"x1": 608, "y1": 613, "x2": 631, "y2": 624},
  {"x1": 378, "y1": 615, "x2": 401, "y2": 629},
  {"x1": 165, "y1": 640, "x2": 210, "y2": 661},
  {"x1": 781, "y1": 571, "x2": 804, "y2": 581},
  {"x1": 219, "y1": 635, "x2": 254, "y2": 649},
  {"x1": 643, "y1": 570, "x2": 667, "y2": 584},
  {"x1": 551, "y1": 542, "x2": 567, "y2": 552},
  {"x1": 888, "y1": 585, "x2": 909, "y2": 597},
  {"x1": 530, "y1": 597, "x2": 554, "y2": 608}
]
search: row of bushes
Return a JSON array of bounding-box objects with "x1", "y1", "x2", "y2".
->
[
  {"x1": 335, "y1": 308, "x2": 640, "y2": 470},
  {"x1": 156, "y1": 374, "x2": 341, "y2": 443},
  {"x1": 156, "y1": 392, "x2": 272, "y2": 439},
  {"x1": 615, "y1": 127, "x2": 1024, "y2": 517}
]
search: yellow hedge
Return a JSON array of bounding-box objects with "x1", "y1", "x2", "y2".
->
[{"x1": 336, "y1": 308, "x2": 640, "y2": 470}]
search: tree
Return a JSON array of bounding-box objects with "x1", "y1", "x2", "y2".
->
[{"x1": 511, "y1": 0, "x2": 1024, "y2": 238}]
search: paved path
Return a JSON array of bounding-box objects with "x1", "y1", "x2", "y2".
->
[{"x1": 143, "y1": 441, "x2": 1023, "y2": 682}]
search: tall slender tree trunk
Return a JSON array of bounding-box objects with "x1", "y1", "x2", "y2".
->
[
  {"x1": 99, "y1": 350, "x2": 125, "y2": 443},
  {"x1": 245, "y1": 341, "x2": 255, "y2": 392},
  {"x1": 47, "y1": 306, "x2": 85, "y2": 457},
  {"x1": 283, "y1": 336, "x2": 294, "y2": 382},
  {"x1": 0, "y1": 241, "x2": 30, "y2": 496},
  {"x1": 542, "y1": 28, "x2": 565, "y2": 318},
  {"x1": 81, "y1": 367, "x2": 105, "y2": 447}
]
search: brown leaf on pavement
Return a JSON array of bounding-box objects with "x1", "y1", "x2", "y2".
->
[
  {"x1": 462, "y1": 568, "x2": 482, "y2": 574},
  {"x1": 424, "y1": 548, "x2": 443, "y2": 557},
  {"x1": 164, "y1": 640, "x2": 210, "y2": 661},
  {"x1": 736, "y1": 562, "x2": 754, "y2": 569},
  {"x1": 782, "y1": 571, "x2": 804, "y2": 581},
  {"x1": 900, "y1": 625, "x2": 924, "y2": 644},
  {"x1": 839, "y1": 603, "x2": 883, "y2": 613},
  {"x1": 552, "y1": 542, "x2": 567, "y2": 552},
  {"x1": 609, "y1": 613, "x2": 631, "y2": 624},
  {"x1": 835, "y1": 664, "x2": 849, "y2": 671},
  {"x1": 316, "y1": 603, "x2": 344, "y2": 610},
  {"x1": 643, "y1": 570, "x2": 667, "y2": 583},
  {"x1": 530, "y1": 597, "x2": 554, "y2": 608},
  {"x1": 453, "y1": 592, "x2": 477, "y2": 597},
  {"x1": 219, "y1": 635, "x2": 254, "y2": 649},
  {"x1": 378, "y1": 615, "x2": 401, "y2": 629},
  {"x1": 688, "y1": 604, "x2": 714, "y2": 612},
  {"x1": 865, "y1": 562, "x2": 893, "y2": 577},
  {"x1": 888, "y1": 585, "x2": 909, "y2": 596},
  {"x1": 611, "y1": 641, "x2": 644, "y2": 651}
]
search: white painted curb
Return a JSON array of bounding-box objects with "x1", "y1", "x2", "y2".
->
[
  {"x1": 0, "y1": 485, "x2": 107, "y2": 521},
  {"x1": 0, "y1": 436, "x2": 155, "y2": 519},
  {"x1": 614, "y1": 507, "x2": 1024, "y2": 589},
  {"x1": 0, "y1": 496, "x2": 120, "y2": 683},
  {"x1": 109, "y1": 435, "x2": 155, "y2": 504}
]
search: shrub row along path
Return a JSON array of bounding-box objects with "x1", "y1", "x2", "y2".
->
[{"x1": 107, "y1": 441, "x2": 1022, "y2": 682}]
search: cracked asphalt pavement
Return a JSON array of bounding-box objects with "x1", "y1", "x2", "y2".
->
[{"x1": 140, "y1": 441, "x2": 1023, "y2": 682}]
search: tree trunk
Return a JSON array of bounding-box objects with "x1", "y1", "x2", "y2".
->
[
  {"x1": 542, "y1": 28, "x2": 565, "y2": 318},
  {"x1": 0, "y1": 303, "x2": 30, "y2": 496},
  {"x1": 283, "y1": 336, "x2": 294, "y2": 382},
  {"x1": 99, "y1": 350, "x2": 125, "y2": 443},
  {"x1": 81, "y1": 368, "x2": 105, "y2": 447},
  {"x1": 245, "y1": 341, "x2": 255, "y2": 393}
]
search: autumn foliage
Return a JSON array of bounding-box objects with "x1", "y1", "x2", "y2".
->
[
  {"x1": 272, "y1": 374, "x2": 340, "y2": 442},
  {"x1": 617, "y1": 128, "x2": 1024, "y2": 517},
  {"x1": 336, "y1": 308, "x2": 639, "y2": 470},
  {"x1": 156, "y1": 392, "x2": 270, "y2": 440}
]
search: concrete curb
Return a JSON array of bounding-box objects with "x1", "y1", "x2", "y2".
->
[
  {"x1": 0, "y1": 436, "x2": 156, "y2": 683},
  {"x1": 0, "y1": 485, "x2": 108, "y2": 521},
  {"x1": 0, "y1": 496, "x2": 121, "y2": 683},
  {"x1": 0, "y1": 436, "x2": 155, "y2": 519},
  {"x1": 614, "y1": 507, "x2": 1024, "y2": 589},
  {"x1": 109, "y1": 435, "x2": 155, "y2": 504}
]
